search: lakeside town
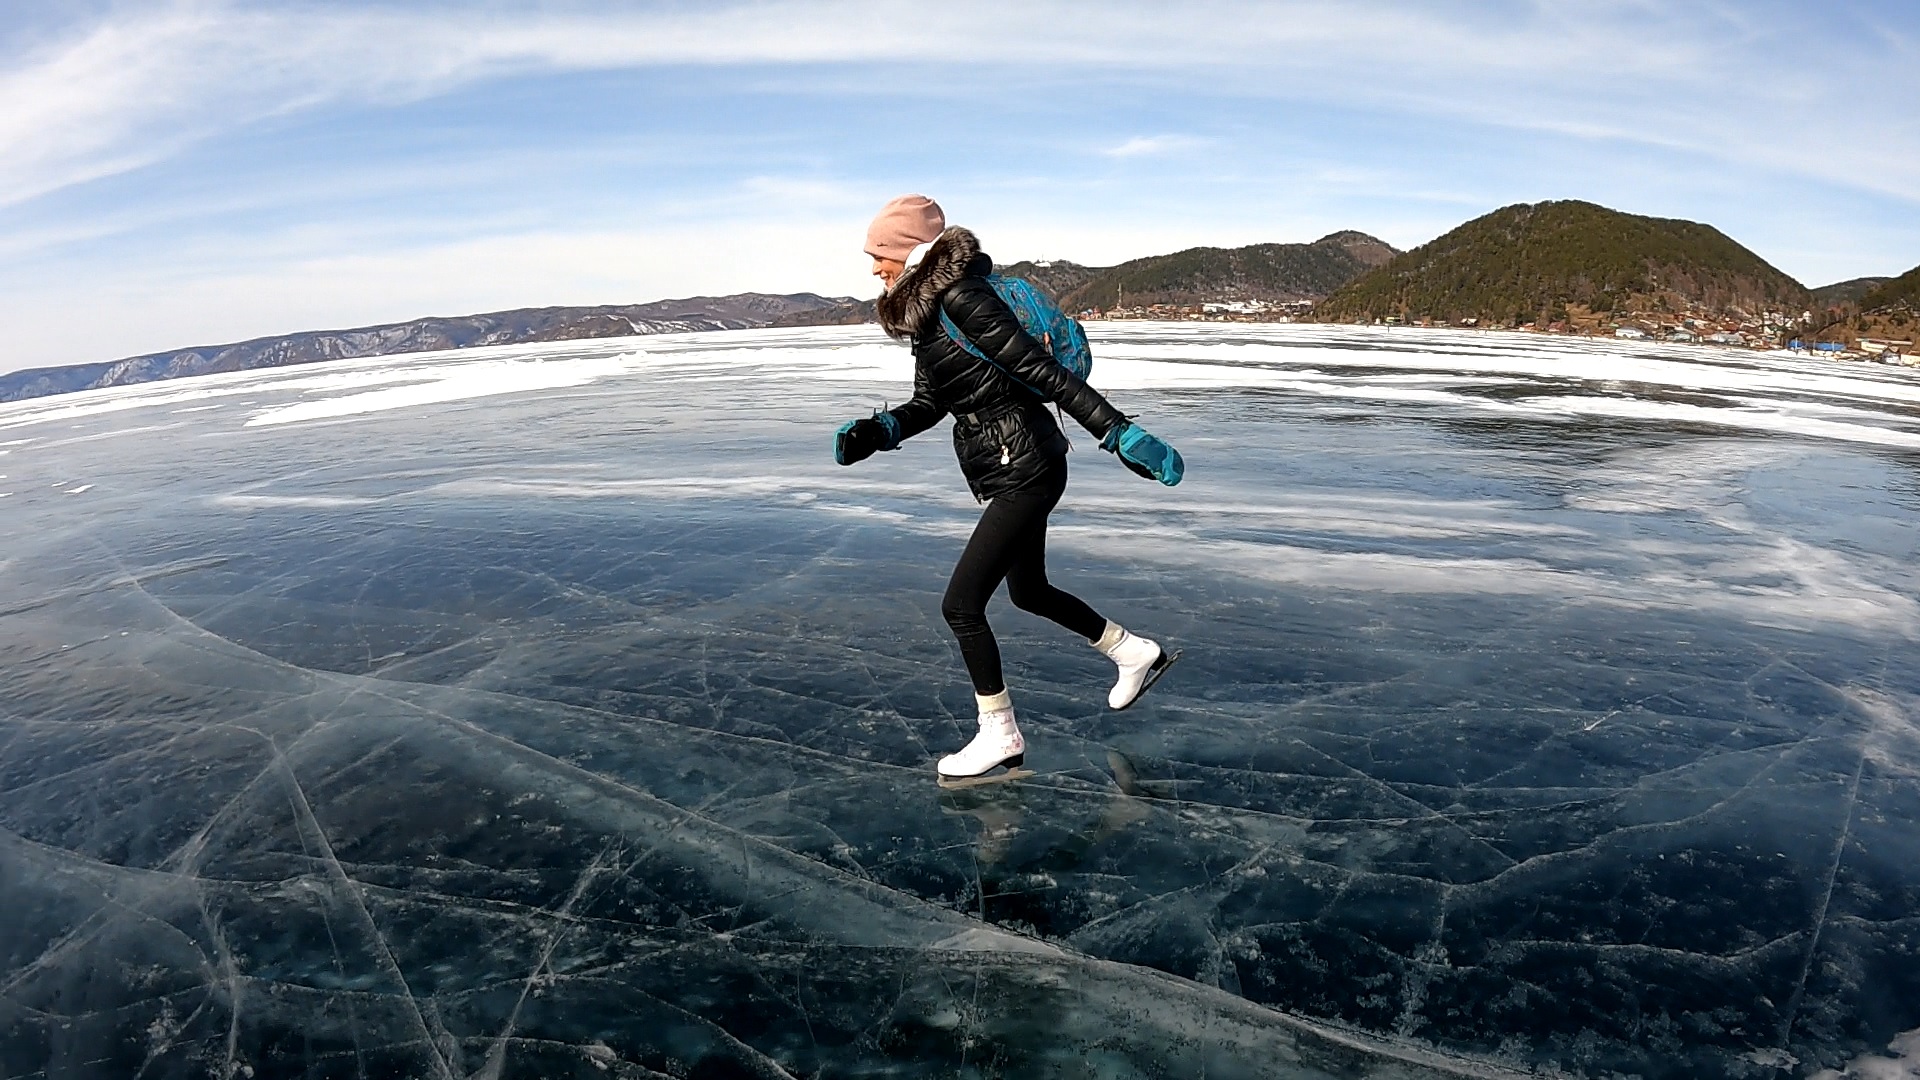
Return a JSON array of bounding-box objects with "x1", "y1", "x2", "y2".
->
[{"x1": 1088, "y1": 297, "x2": 1920, "y2": 366}]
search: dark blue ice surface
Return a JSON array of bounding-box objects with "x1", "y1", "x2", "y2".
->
[{"x1": 2, "y1": 325, "x2": 1918, "y2": 1079}]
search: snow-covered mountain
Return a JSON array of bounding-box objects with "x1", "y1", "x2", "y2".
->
[{"x1": 0, "y1": 293, "x2": 858, "y2": 403}]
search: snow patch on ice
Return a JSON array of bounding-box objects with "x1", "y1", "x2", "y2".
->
[
  {"x1": 212, "y1": 494, "x2": 380, "y2": 509},
  {"x1": 1810, "y1": 1027, "x2": 1920, "y2": 1079},
  {"x1": 1048, "y1": 520, "x2": 1920, "y2": 640},
  {"x1": 10, "y1": 324, "x2": 1920, "y2": 454},
  {"x1": 1065, "y1": 490, "x2": 1590, "y2": 540},
  {"x1": 1488, "y1": 393, "x2": 1920, "y2": 450},
  {"x1": 244, "y1": 354, "x2": 638, "y2": 426},
  {"x1": 422, "y1": 472, "x2": 964, "y2": 508}
]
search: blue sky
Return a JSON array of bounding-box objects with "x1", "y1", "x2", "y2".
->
[{"x1": 1, "y1": 0, "x2": 1916, "y2": 373}]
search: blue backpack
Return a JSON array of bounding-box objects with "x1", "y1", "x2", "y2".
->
[{"x1": 938, "y1": 275, "x2": 1091, "y2": 385}]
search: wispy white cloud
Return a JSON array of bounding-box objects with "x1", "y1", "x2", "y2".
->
[
  {"x1": 4, "y1": 1, "x2": 1917, "y2": 209},
  {"x1": 2, "y1": 1, "x2": 1917, "y2": 372},
  {"x1": 1103, "y1": 135, "x2": 1210, "y2": 159}
]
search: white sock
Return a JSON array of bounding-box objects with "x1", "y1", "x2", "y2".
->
[{"x1": 975, "y1": 689, "x2": 1013, "y2": 714}]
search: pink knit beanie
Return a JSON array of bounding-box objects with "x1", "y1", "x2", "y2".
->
[{"x1": 864, "y1": 194, "x2": 945, "y2": 261}]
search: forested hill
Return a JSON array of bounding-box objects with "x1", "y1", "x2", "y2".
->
[
  {"x1": 1040, "y1": 232, "x2": 1397, "y2": 311},
  {"x1": 992, "y1": 260, "x2": 1102, "y2": 302},
  {"x1": 1812, "y1": 276, "x2": 1892, "y2": 308},
  {"x1": 1860, "y1": 264, "x2": 1920, "y2": 312},
  {"x1": 1313, "y1": 201, "x2": 1810, "y2": 326}
]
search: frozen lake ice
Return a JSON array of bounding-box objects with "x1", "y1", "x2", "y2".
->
[{"x1": 1, "y1": 323, "x2": 1917, "y2": 1079}]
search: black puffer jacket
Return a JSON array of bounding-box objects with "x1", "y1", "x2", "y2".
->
[{"x1": 876, "y1": 227, "x2": 1127, "y2": 501}]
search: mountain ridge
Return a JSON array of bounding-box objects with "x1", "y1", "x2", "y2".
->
[
  {"x1": 1812, "y1": 276, "x2": 1893, "y2": 308},
  {"x1": 7, "y1": 207, "x2": 1911, "y2": 404},
  {"x1": 1313, "y1": 200, "x2": 1810, "y2": 329},
  {"x1": 1053, "y1": 232, "x2": 1398, "y2": 311},
  {"x1": 990, "y1": 260, "x2": 1103, "y2": 303},
  {"x1": 0, "y1": 294, "x2": 855, "y2": 404},
  {"x1": 1860, "y1": 264, "x2": 1920, "y2": 312}
]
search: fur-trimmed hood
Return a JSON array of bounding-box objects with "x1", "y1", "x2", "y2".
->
[{"x1": 876, "y1": 226, "x2": 984, "y2": 341}]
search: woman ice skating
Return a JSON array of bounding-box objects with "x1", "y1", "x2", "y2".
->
[{"x1": 833, "y1": 194, "x2": 1185, "y2": 783}]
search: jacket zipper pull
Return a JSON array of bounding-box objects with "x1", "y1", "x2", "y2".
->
[{"x1": 1000, "y1": 445, "x2": 1011, "y2": 465}]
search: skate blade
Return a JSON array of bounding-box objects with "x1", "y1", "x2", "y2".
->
[
  {"x1": 937, "y1": 767, "x2": 1035, "y2": 791},
  {"x1": 1114, "y1": 649, "x2": 1182, "y2": 711}
]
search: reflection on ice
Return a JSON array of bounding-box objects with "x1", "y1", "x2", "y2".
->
[{"x1": 2, "y1": 324, "x2": 1918, "y2": 1078}]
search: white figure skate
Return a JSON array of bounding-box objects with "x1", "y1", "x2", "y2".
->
[
  {"x1": 1094, "y1": 621, "x2": 1180, "y2": 710},
  {"x1": 937, "y1": 691, "x2": 1031, "y2": 788}
]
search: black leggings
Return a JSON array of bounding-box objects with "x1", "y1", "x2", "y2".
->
[{"x1": 941, "y1": 461, "x2": 1107, "y2": 696}]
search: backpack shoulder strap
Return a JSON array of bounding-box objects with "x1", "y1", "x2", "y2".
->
[{"x1": 938, "y1": 277, "x2": 1046, "y2": 396}]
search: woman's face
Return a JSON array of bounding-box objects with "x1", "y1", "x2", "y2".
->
[{"x1": 871, "y1": 254, "x2": 907, "y2": 291}]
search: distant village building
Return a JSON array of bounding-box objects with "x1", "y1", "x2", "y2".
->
[
  {"x1": 1858, "y1": 338, "x2": 1914, "y2": 355},
  {"x1": 1200, "y1": 299, "x2": 1278, "y2": 315}
]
